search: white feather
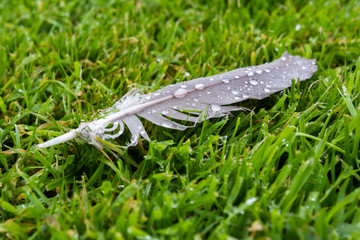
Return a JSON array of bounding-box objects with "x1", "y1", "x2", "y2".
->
[{"x1": 36, "y1": 52, "x2": 317, "y2": 148}]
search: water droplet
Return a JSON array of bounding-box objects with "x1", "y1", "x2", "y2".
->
[
  {"x1": 194, "y1": 97, "x2": 199, "y2": 102},
  {"x1": 302, "y1": 66, "x2": 307, "y2": 70},
  {"x1": 162, "y1": 109, "x2": 169, "y2": 115},
  {"x1": 231, "y1": 88, "x2": 239, "y2": 95},
  {"x1": 264, "y1": 87, "x2": 270, "y2": 93},
  {"x1": 234, "y1": 96, "x2": 241, "y2": 100},
  {"x1": 256, "y1": 69, "x2": 262, "y2": 74},
  {"x1": 222, "y1": 78, "x2": 230, "y2": 83},
  {"x1": 161, "y1": 121, "x2": 173, "y2": 128},
  {"x1": 245, "y1": 197, "x2": 257, "y2": 205},
  {"x1": 281, "y1": 56, "x2": 286, "y2": 61},
  {"x1": 192, "y1": 103, "x2": 196, "y2": 107},
  {"x1": 209, "y1": 78, "x2": 214, "y2": 81},
  {"x1": 145, "y1": 95, "x2": 151, "y2": 99},
  {"x1": 264, "y1": 68, "x2": 271, "y2": 73},
  {"x1": 180, "y1": 83, "x2": 187, "y2": 88},
  {"x1": 174, "y1": 88, "x2": 187, "y2": 98},
  {"x1": 173, "y1": 106, "x2": 178, "y2": 109},
  {"x1": 211, "y1": 104, "x2": 221, "y2": 112},
  {"x1": 249, "y1": 77, "x2": 259, "y2": 85},
  {"x1": 207, "y1": 91, "x2": 211, "y2": 94},
  {"x1": 243, "y1": 93, "x2": 249, "y2": 98},
  {"x1": 295, "y1": 24, "x2": 301, "y2": 31},
  {"x1": 234, "y1": 75, "x2": 240, "y2": 79},
  {"x1": 151, "y1": 109, "x2": 157, "y2": 114},
  {"x1": 195, "y1": 84, "x2": 205, "y2": 90},
  {"x1": 154, "y1": 92, "x2": 160, "y2": 96},
  {"x1": 138, "y1": 126, "x2": 142, "y2": 130},
  {"x1": 247, "y1": 71, "x2": 254, "y2": 76}
]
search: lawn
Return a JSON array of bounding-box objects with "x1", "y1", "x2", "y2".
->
[{"x1": 0, "y1": 0, "x2": 360, "y2": 239}]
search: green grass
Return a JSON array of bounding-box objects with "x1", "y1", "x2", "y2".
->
[{"x1": 0, "y1": 0, "x2": 360, "y2": 239}]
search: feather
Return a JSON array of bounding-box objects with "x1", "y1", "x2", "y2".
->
[{"x1": 37, "y1": 52, "x2": 317, "y2": 148}]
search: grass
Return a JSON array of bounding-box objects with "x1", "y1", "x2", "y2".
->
[{"x1": 0, "y1": 0, "x2": 360, "y2": 239}]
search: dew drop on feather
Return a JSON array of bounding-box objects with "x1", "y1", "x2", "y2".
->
[
  {"x1": 211, "y1": 104, "x2": 221, "y2": 112},
  {"x1": 174, "y1": 88, "x2": 187, "y2": 98},
  {"x1": 161, "y1": 121, "x2": 173, "y2": 128},
  {"x1": 222, "y1": 78, "x2": 230, "y2": 83},
  {"x1": 162, "y1": 109, "x2": 169, "y2": 115},
  {"x1": 250, "y1": 78, "x2": 259, "y2": 85},
  {"x1": 231, "y1": 88, "x2": 240, "y2": 95},
  {"x1": 265, "y1": 68, "x2": 271, "y2": 73},
  {"x1": 195, "y1": 84, "x2": 205, "y2": 90},
  {"x1": 180, "y1": 83, "x2": 187, "y2": 88}
]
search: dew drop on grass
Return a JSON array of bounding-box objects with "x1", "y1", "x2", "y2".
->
[{"x1": 245, "y1": 197, "x2": 257, "y2": 205}]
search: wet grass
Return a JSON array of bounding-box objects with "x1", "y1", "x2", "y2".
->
[{"x1": 0, "y1": 0, "x2": 360, "y2": 239}]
